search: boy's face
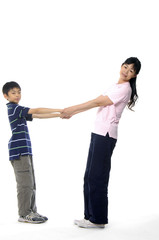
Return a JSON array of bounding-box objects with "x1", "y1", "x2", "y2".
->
[{"x1": 4, "y1": 88, "x2": 21, "y2": 104}]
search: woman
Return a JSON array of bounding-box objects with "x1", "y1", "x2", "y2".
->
[{"x1": 61, "y1": 57, "x2": 141, "y2": 228}]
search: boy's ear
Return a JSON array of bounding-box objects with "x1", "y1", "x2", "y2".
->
[{"x1": 3, "y1": 94, "x2": 8, "y2": 100}]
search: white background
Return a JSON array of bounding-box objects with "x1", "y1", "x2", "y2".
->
[{"x1": 0, "y1": 0, "x2": 159, "y2": 239}]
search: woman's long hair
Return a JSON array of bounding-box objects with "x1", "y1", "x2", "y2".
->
[{"x1": 122, "y1": 57, "x2": 141, "y2": 110}]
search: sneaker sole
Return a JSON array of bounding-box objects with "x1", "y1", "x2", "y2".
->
[
  {"x1": 18, "y1": 219, "x2": 45, "y2": 224},
  {"x1": 79, "y1": 225, "x2": 105, "y2": 228},
  {"x1": 74, "y1": 219, "x2": 105, "y2": 228}
]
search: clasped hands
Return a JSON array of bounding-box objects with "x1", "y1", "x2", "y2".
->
[{"x1": 60, "y1": 107, "x2": 75, "y2": 119}]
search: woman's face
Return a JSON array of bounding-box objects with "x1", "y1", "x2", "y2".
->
[{"x1": 120, "y1": 63, "x2": 136, "y2": 82}]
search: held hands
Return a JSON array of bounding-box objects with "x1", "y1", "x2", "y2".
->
[
  {"x1": 30, "y1": 107, "x2": 76, "y2": 119},
  {"x1": 60, "y1": 107, "x2": 75, "y2": 119},
  {"x1": 38, "y1": 95, "x2": 110, "y2": 119}
]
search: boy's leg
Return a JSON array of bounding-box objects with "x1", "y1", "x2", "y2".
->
[
  {"x1": 11, "y1": 155, "x2": 37, "y2": 217},
  {"x1": 29, "y1": 156, "x2": 37, "y2": 213}
]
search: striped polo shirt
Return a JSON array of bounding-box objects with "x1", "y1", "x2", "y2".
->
[{"x1": 6, "y1": 102, "x2": 33, "y2": 161}]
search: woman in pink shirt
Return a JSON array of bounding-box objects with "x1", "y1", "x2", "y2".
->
[{"x1": 61, "y1": 57, "x2": 141, "y2": 228}]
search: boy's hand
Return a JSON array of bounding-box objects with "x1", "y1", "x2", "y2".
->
[{"x1": 60, "y1": 107, "x2": 75, "y2": 119}]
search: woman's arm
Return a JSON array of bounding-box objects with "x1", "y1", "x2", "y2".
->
[{"x1": 61, "y1": 95, "x2": 113, "y2": 119}]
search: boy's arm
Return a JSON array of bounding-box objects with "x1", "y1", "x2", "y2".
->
[
  {"x1": 28, "y1": 108, "x2": 62, "y2": 119},
  {"x1": 32, "y1": 113, "x2": 61, "y2": 119},
  {"x1": 61, "y1": 95, "x2": 113, "y2": 119},
  {"x1": 28, "y1": 108, "x2": 62, "y2": 114}
]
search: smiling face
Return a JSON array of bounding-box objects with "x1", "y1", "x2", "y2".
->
[
  {"x1": 119, "y1": 63, "x2": 137, "y2": 83},
  {"x1": 4, "y1": 87, "x2": 21, "y2": 104}
]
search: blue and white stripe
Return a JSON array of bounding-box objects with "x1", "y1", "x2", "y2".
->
[{"x1": 6, "y1": 103, "x2": 33, "y2": 161}]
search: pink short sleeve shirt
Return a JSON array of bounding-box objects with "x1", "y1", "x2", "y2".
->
[{"x1": 93, "y1": 82, "x2": 132, "y2": 139}]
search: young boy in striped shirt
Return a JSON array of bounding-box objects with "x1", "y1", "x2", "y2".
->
[{"x1": 2, "y1": 81, "x2": 61, "y2": 224}]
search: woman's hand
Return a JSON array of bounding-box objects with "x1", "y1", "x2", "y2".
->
[{"x1": 60, "y1": 107, "x2": 75, "y2": 119}]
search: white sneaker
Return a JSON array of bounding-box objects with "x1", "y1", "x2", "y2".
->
[
  {"x1": 74, "y1": 219, "x2": 105, "y2": 228},
  {"x1": 74, "y1": 219, "x2": 89, "y2": 225}
]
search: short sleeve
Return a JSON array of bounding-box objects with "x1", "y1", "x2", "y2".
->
[
  {"x1": 26, "y1": 114, "x2": 33, "y2": 121},
  {"x1": 13, "y1": 105, "x2": 32, "y2": 120},
  {"x1": 104, "y1": 85, "x2": 131, "y2": 105}
]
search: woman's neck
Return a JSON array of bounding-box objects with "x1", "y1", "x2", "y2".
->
[{"x1": 118, "y1": 78, "x2": 129, "y2": 84}]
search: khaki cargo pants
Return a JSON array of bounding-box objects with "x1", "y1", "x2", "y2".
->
[{"x1": 11, "y1": 155, "x2": 37, "y2": 217}]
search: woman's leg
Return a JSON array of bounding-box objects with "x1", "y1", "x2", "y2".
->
[
  {"x1": 84, "y1": 133, "x2": 94, "y2": 220},
  {"x1": 83, "y1": 133, "x2": 116, "y2": 224}
]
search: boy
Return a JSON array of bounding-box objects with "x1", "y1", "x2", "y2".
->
[{"x1": 2, "y1": 81, "x2": 61, "y2": 224}]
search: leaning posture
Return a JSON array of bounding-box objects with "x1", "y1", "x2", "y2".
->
[{"x1": 61, "y1": 57, "x2": 141, "y2": 228}]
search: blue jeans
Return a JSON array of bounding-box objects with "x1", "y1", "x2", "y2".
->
[{"x1": 84, "y1": 133, "x2": 117, "y2": 224}]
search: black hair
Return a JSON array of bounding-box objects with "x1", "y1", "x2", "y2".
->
[
  {"x1": 122, "y1": 57, "x2": 141, "y2": 110},
  {"x1": 2, "y1": 81, "x2": 21, "y2": 95}
]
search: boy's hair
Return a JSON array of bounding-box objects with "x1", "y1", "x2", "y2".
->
[{"x1": 2, "y1": 81, "x2": 21, "y2": 95}]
